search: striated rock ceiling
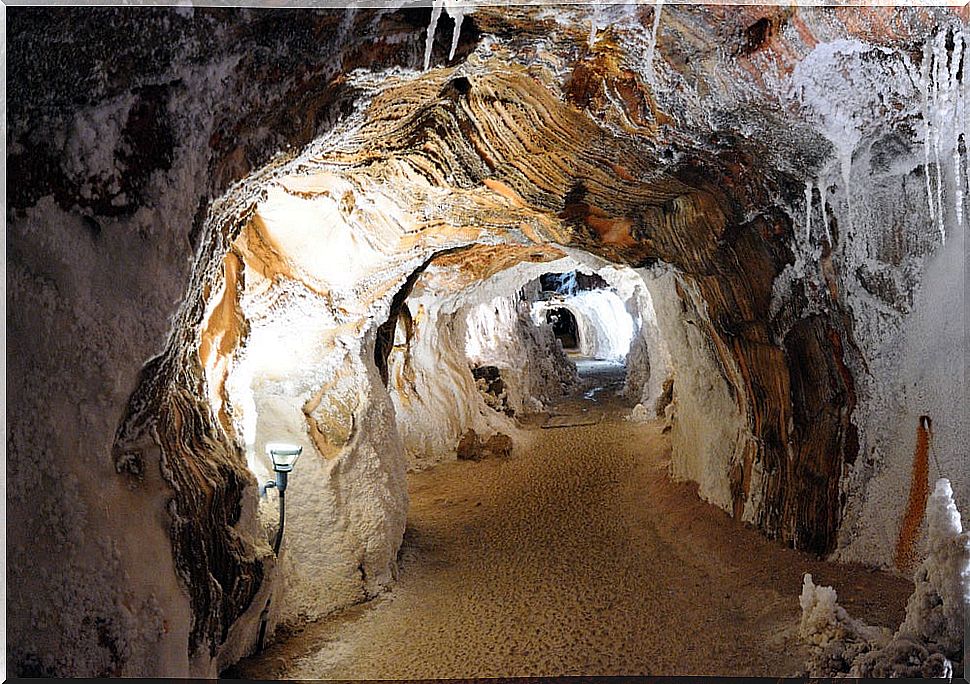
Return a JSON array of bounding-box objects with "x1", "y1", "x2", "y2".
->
[
  {"x1": 7, "y1": 4, "x2": 966, "y2": 676},
  {"x1": 175, "y1": 3, "x2": 962, "y2": 659},
  {"x1": 226, "y1": 2, "x2": 960, "y2": 555}
]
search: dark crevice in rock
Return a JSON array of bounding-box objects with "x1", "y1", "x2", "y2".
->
[
  {"x1": 376, "y1": 245, "x2": 475, "y2": 385},
  {"x1": 739, "y1": 17, "x2": 772, "y2": 56},
  {"x1": 471, "y1": 365, "x2": 515, "y2": 417},
  {"x1": 375, "y1": 258, "x2": 436, "y2": 386}
]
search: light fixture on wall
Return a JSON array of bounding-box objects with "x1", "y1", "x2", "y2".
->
[
  {"x1": 256, "y1": 441, "x2": 302, "y2": 653},
  {"x1": 261, "y1": 441, "x2": 302, "y2": 555}
]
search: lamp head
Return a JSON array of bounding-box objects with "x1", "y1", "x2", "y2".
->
[{"x1": 266, "y1": 442, "x2": 302, "y2": 473}]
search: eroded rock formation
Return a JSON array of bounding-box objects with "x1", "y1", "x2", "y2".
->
[{"x1": 7, "y1": 4, "x2": 967, "y2": 677}]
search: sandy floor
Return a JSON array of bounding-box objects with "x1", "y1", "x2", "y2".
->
[{"x1": 230, "y1": 363, "x2": 912, "y2": 679}]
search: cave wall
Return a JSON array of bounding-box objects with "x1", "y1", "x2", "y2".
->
[
  {"x1": 388, "y1": 290, "x2": 516, "y2": 469},
  {"x1": 221, "y1": 251, "x2": 411, "y2": 631},
  {"x1": 834, "y1": 180, "x2": 968, "y2": 568},
  {"x1": 7, "y1": 4, "x2": 966, "y2": 678},
  {"x1": 460, "y1": 264, "x2": 582, "y2": 414},
  {"x1": 538, "y1": 4, "x2": 968, "y2": 556},
  {"x1": 622, "y1": 270, "x2": 672, "y2": 410},
  {"x1": 312, "y1": 46, "x2": 851, "y2": 554},
  {"x1": 643, "y1": 269, "x2": 744, "y2": 512},
  {"x1": 389, "y1": 254, "x2": 582, "y2": 469},
  {"x1": 530, "y1": 287, "x2": 637, "y2": 363},
  {"x1": 5, "y1": 6, "x2": 439, "y2": 676},
  {"x1": 773, "y1": 31, "x2": 970, "y2": 567}
]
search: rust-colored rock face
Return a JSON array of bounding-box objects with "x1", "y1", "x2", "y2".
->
[{"x1": 6, "y1": 4, "x2": 965, "y2": 678}]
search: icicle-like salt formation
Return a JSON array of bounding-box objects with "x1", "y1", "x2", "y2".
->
[
  {"x1": 425, "y1": 0, "x2": 470, "y2": 68},
  {"x1": 908, "y1": 42, "x2": 938, "y2": 231},
  {"x1": 931, "y1": 35, "x2": 946, "y2": 243},
  {"x1": 644, "y1": 0, "x2": 664, "y2": 83},
  {"x1": 962, "y1": 30, "x2": 970, "y2": 228},
  {"x1": 424, "y1": 0, "x2": 443, "y2": 71},
  {"x1": 944, "y1": 31, "x2": 966, "y2": 229},
  {"x1": 838, "y1": 146, "x2": 853, "y2": 238},
  {"x1": 789, "y1": 40, "x2": 873, "y2": 244},
  {"x1": 908, "y1": 28, "x2": 969, "y2": 244},
  {"x1": 448, "y1": 1, "x2": 464, "y2": 61},
  {"x1": 804, "y1": 180, "x2": 813, "y2": 242},
  {"x1": 819, "y1": 178, "x2": 830, "y2": 242}
]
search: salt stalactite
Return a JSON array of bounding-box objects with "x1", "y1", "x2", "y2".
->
[
  {"x1": 790, "y1": 40, "x2": 879, "y2": 244},
  {"x1": 912, "y1": 43, "x2": 938, "y2": 230},
  {"x1": 644, "y1": 0, "x2": 664, "y2": 83},
  {"x1": 930, "y1": 37, "x2": 946, "y2": 243},
  {"x1": 447, "y1": 0, "x2": 465, "y2": 61},
  {"x1": 909, "y1": 28, "x2": 969, "y2": 244},
  {"x1": 962, "y1": 30, "x2": 970, "y2": 228},
  {"x1": 944, "y1": 30, "x2": 966, "y2": 229},
  {"x1": 424, "y1": 0, "x2": 443, "y2": 71},
  {"x1": 804, "y1": 180, "x2": 813, "y2": 242},
  {"x1": 425, "y1": 0, "x2": 469, "y2": 67},
  {"x1": 839, "y1": 145, "x2": 854, "y2": 239},
  {"x1": 819, "y1": 178, "x2": 830, "y2": 242}
]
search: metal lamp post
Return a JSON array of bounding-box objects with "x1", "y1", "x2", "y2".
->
[
  {"x1": 261, "y1": 442, "x2": 302, "y2": 555},
  {"x1": 256, "y1": 442, "x2": 302, "y2": 653}
]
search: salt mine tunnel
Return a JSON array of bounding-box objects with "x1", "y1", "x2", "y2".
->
[{"x1": 5, "y1": 3, "x2": 970, "y2": 679}]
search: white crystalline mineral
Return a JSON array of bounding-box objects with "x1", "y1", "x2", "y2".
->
[
  {"x1": 423, "y1": 0, "x2": 443, "y2": 71},
  {"x1": 897, "y1": 479, "x2": 970, "y2": 657},
  {"x1": 628, "y1": 403, "x2": 652, "y2": 423},
  {"x1": 799, "y1": 573, "x2": 850, "y2": 647},
  {"x1": 799, "y1": 478, "x2": 969, "y2": 678}
]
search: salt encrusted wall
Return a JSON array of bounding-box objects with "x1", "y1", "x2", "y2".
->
[
  {"x1": 643, "y1": 269, "x2": 745, "y2": 514},
  {"x1": 6, "y1": 7, "x2": 444, "y2": 677},
  {"x1": 389, "y1": 256, "x2": 585, "y2": 465},
  {"x1": 530, "y1": 288, "x2": 636, "y2": 362},
  {"x1": 389, "y1": 262, "x2": 572, "y2": 470},
  {"x1": 762, "y1": 27, "x2": 969, "y2": 567},
  {"x1": 7, "y1": 4, "x2": 966, "y2": 679},
  {"x1": 462, "y1": 291, "x2": 575, "y2": 414},
  {"x1": 622, "y1": 270, "x2": 672, "y2": 411},
  {"x1": 388, "y1": 289, "x2": 520, "y2": 469}
]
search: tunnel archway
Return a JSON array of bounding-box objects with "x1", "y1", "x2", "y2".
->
[
  {"x1": 546, "y1": 307, "x2": 579, "y2": 351},
  {"x1": 10, "y1": 6, "x2": 963, "y2": 678},
  {"x1": 111, "y1": 56, "x2": 859, "y2": 664}
]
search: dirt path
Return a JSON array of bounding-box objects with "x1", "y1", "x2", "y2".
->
[{"x1": 231, "y1": 368, "x2": 911, "y2": 678}]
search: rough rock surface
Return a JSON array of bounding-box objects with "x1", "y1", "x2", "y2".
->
[
  {"x1": 6, "y1": 7, "x2": 443, "y2": 677},
  {"x1": 6, "y1": 5, "x2": 967, "y2": 678},
  {"x1": 232, "y1": 415, "x2": 912, "y2": 679},
  {"x1": 456, "y1": 429, "x2": 514, "y2": 461}
]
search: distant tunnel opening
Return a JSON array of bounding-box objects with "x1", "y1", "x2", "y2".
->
[{"x1": 546, "y1": 307, "x2": 579, "y2": 351}]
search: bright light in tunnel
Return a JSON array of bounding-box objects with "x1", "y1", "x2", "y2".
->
[
  {"x1": 223, "y1": 281, "x2": 350, "y2": 485},
  {"x1": 266, "y1": 442, "x2": 303, "y2": 472},
  {"x1": 531, "y1": 289, "x2": 636, "y2": 362},
  {"x1": 257, "y1": 184, "x2": 389, "y2": 291}
]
